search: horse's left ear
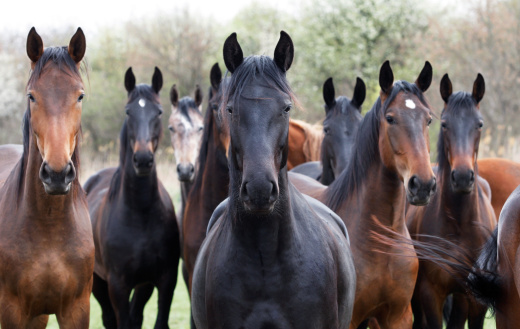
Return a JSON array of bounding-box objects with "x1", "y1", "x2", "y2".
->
[
  {"x1": 125, "y1": 67, "x2": 136, "y2": 93},
  {"x1": 472, "y1": 73, "x2": 485, "y2": 104},
  {"x1": 274, "y1": 31, "x2": 294, "y2": 73},
  {"x1": 379, "y1": 61, "x2": 394, "y2": 95},
  {"x1": 223, "y1": 33, "x2": 243, "y2": 74},
  {"x1": 68, "y1": 27, "x2": 86, "y2": 64},
  {"x1": 195, "y1": 84, "x2": 203, "y2": 107},
  {"x1": 27, "y1": 27, "x2": 44, "y2": 63},
  {"x1": 210, "y1": 62, "x2": 222, "y2": 90},
  {"x1": 440, "y1": 73, "x2": 452, "y2": 104},
  {"x1": 351, "y1": 77, "x2": 366, "y2": 110},
  {"x1": 170, "y1": 84, "x2": 178, "y2": 107},
  {"x1": 152, "y1": 67, "x2": 163, "y2": 94},
  {"x1": 415, "y1": 61, "x2": 433, "y2": 92}
]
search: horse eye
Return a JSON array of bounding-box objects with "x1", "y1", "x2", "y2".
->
[
  {"x1": 78, "y1": 94, "x2": 85, "y2": 102},
  {"x1": 441, "y1": 122, "x2": 447, "y2": 129},
  {"x1": 427, "y1": 118, "x2": 432, "y2": 126},
  {"x1": 168, "y1": 126, "x2": 175, "y2": 133},
  {"x1": 27, "y1": 94, "x2": 35, "y2": 102},
  {"x1": 226, "y1": 106, "x2": 233, "y2": 114},
  {"x1": 385, "y1": 116, "x2": 396, "y2": 125},
  {"x1": 125, "y1": 109, "x2": 130, "y2": 115},
  {"x1": 198, "y1": 126, "x2": 204, "y2": 132},
  {"x1": 284, "y1": 105, "x2": 292, "y2": 113},
  {"x1": 211, "y1": 104, "x2": 218, "y2": 111},
  {"x1": 478, "y1": 121, "x2": 483, "y2": 129},
  {"x1": 324, "y1": 127, "x2": 330, "y2": 134}
]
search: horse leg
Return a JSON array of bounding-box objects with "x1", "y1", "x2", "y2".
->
[
  {"x1": 466, "y1": 297, "x2": 486, "y2": 329},
  {"x1": 154, "y1": 269, "x2": 178, "y2": 329},
  {"x1": 27, "y1": 315, "x2": 49, "y2": 329},
  {"x1": 92, "y1": 272, "x2": 117, "y2": 329},
  {"x1": 55, "y1": 292, "x2": 91, "y2": 329},
  {"x1": 414, "y1": 281, "x2": 444, "y2": 329},
  {"x1": 377, "y1": 303, "x2": 413, "y2": 329},
  {"x1": 446, "y1": 293, "x2": 468, "y2": 329},
  {"x1": 0, "y1": 300, "x2": 29, "y2": 329},
  {"x1": 108, "y1": 275, "x2": 133, "y2": 329},
  {"x1": 129, "y1": 283, "x2": 154, "y2": 328}
]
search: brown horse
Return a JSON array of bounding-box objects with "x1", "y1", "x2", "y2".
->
[
  {"x1": 287, "y1": 118, "x2": 323, "y2": 169},
  {"x1": 407, "y1": 74, "x2": 496, "y2": 329},
  {"x1": 289, "y1": 60, "x2": 436, "y2": 328},
  {"x1": 0, "y1": 27, "x2": 94, "y2": 328},
  {"x1": 477, "y1": 157, "x2": 520, "y2": 219},
  {"x1": 182, "y1": 63, "x2": 229, "y2": 328}
]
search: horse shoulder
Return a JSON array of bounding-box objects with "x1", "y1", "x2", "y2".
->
[{"x1": 206, "y1": 198, "x2": 228, "y2": 236}]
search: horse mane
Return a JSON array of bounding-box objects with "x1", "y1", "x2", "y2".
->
[
  {"x1": 325, "y1": 80, "x2": 429, "y2": 211},
  {"x1": 291, "y1": 119, "x2": 323, "y2": 162},
  {"x1": 437, "y1": 91, "x2": 478, "y2": 178},
  {"x1": 178, "y1": 96, "x2": 201, "y2": 124}
]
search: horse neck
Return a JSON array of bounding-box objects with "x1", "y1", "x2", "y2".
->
[
  {"x1": 20, "y1": 137, "x2": 81, "y2": 222},
  {"x1": 118, "y1": 144, "x2": 159, "y2": 209},
  {"x1": 229, "y1": 166, "x2": 293, "y2": 256}
]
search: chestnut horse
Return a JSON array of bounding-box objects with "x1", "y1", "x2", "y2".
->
[
  {"x1": 477, "y1": 158, "x2": 520, "y2": 219},
  {"x1": 289, "y1": 60, "x2": 437, "y2": 328},
  {"x1": 182, "y1": 63, "x2": 229, "y2": 328},
  {"x1": 192, "y1": 31, "x2": 356, "y2": 329},
  {"x1": 84, "y1": 67, "x2": 179, "y2": 328},
  {"x1": 287, "y1": 118, "x2": 323, "y2": 169},
  {"x1": 168, "y1": 84, "x2": 204, "y2": 228},
  {"x1": 291, "y1": 76, "x2": 365, "y2": 185},
  {"x1": 407, "y1": 73, "x2": 496, "y2": 329},
  {"x1": 0, "y1": 27, "x2": 94, "y2": 328}
]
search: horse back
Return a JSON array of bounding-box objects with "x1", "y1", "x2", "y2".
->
[{"x1": 288, "y1": 171, "x2": 327, "y2": 202}]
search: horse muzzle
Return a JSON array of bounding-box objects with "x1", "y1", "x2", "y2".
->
[
  {"x1": 39, "y1": 161, "x2": 76, "y2": 195},
  {"x1": 451, "y1": 169, "x2": 475, "y2": 194},
  {"x1": 133, "y1": 151, "x2": 154, "y2": 176},
  {"x1": 407, "y1": 175, "x2": 437, "y2": 206},
  {"x1": 177, "y1": 163, "x2": 195, "y2": 182},
  {"x1": 240, "y1": 178, "x2": 279, "y2": 214}
]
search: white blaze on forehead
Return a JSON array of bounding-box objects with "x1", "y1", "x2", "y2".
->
[
  {"x1": 139, "y1": 99, "x2": 146, "y2": 107},
  {"x1": 180, "y1": 114, "x2": 193, "y2": 130},
  {"x1": 405, "y1": 99, "x2": 416, "y2": 109}
]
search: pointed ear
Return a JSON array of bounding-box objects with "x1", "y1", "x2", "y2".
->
[
  {"x1": 379, "y1": 60, "x2": 394, "y2": 95},
  {"x1": 439, "y1": 73, "x2": 452, "y2": 104},
  {"x1": 415, "y1": 61, "x2": 433, "y2": 92},
  {"x1": 152, "y1": 67, "x2": 163, "y2": 94},
  {"x1": 26, "y1": 27, "x2": 44, "y2": 63},
  {"x1": 223, "y1": 33, "x2": 243, "y2": 74},
  {"x1": 68, "y1": 27, "x2": 86, "y2": 64},
  {"x1": 170, "y1": 84, "x2": 178, "y2": 107},
  {"x1": 124, "y1": 67, "x2": 136, "y2": 93},
  {"x1": 194, "y1": 85, "x2": 203, "y2": 107},
  {"x1": 274, "y1": 30, "x2": 294, "y2": 73},
  {"x1": 351, "y1": 77, "x2": 366, "y2": 110},
  {"x1": 472, "y1": 73, "x2": 485, "y2": 104},
  {"x1": 210, "y1": 62, "x2": 222, "y2": 90},
  {"x1": 323, "y1": 77, "x2": 336, "y2": 110}
]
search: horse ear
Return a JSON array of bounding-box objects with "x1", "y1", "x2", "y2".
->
[
  {"x1": 323, "y1": 77, "x2": 336, "y2": 110},
  {"x1": 439, "y1": 73, "x2": 452, "y2": 104},
  {"x1": 379, "y1": 60, "x2": 394, "y2": 94},
  {"x1": 68, "y1": 27, "x2": 86, "y2": 64},
  {"x1": 351, "y1": 77, "x2": 366, "y2": 110},
  {"x1": 26, "y1": 27, "x2": 44, "y2": 63},
  {"x1": 124, "y1": 67, "x2": 136, "y2": 93},
  {"x1": 151, "y1": 67, "x2": 163, "y2": 94},
  {"x1": 472, "y1": 73, "x2": 485, "y2": 104},
  {"x1": 210, "y1": 63, "x2": 222, "y2": 90},
  {"x1": 223, "y1": 33, "x2": 243, "y2": 74},
  {"x1": 170, "y1": 84, "x2": 178, "y2": 107},
  {"x1": 274, "y1": 30, "x2": 294, "y2": 73},
  {"x1": 415, "y1": 61, "x2": 433, "y2": 92},
  {"x1": 195, "y1": 84, "x2": 203, "y2": 107}
]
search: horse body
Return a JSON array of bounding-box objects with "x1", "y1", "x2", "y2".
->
[
  {"x1": 289, "y1": 61, "x2": 437, "y2": 328},
  {"x1": 0, "y1": 27, "x2": 94, "y2": 329},
  {"x1": 287, "y1": 118, "x2": 323, "y2": 169},
  {"x1": 192, "y1": 32, "x2": 355, "y2": 329},
  {"x1": 86, "y1": 68, "x2": 179, "y2": 329}
]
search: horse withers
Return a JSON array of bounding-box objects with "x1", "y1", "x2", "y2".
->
[
  {"x1": 84, "y1": 67, "x2": 180, "y2": 328},
  {"x1": 0, "y1": 27, "x2": 94, "y2": 328}
]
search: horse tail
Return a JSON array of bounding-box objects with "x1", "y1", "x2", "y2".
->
[{"x1": 466, "y1": 227, "x2": 501, "y2": 313}]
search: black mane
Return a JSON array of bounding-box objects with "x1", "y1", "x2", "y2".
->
[
  {"x1": 325, "y1": 80, "x2": 428, "y2": 210},
  {"x1": 178, "y1": 97, "x2": 201, "y2": 124}
]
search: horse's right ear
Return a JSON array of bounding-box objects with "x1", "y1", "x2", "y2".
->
[
  {"x1": 124, "y1": 67, "x2": 136, "y2": 93},
  {"x1": 68, "y1": 27, "x2": 86, "y2": 64},
  {"x1": 274, "y1": 31, "x2": 294, "y2": 73},
  {"x1": 170, "y1": 84, "x2": 178, "y2": 107},
  {"x1": 210, "y1": 62, "x2": 222, "y2": 90},
  {"x1": 351, "y1": 77, "x2": 366, "y2": 109},
  {"x1": 195, "y1": 85, "x2": 203, "y2": 107},
  {"x1": 323, "y1": 77, "x2": 336, "y2": 110},
  {"x1": 440, "y1": 73, "x2": 452, "y2": 104},
  {"x1": 379, "y1": 61, "x2": 394, "y2": 95},
  {"x1": 151, "y1": 67, "x2": 163, "y2": 94},
  {"x1": 27, "y1": 27, "x2": 44, "y2": 63},
  {"x1": 223, "y1": 33, "x2": 243, "y2": 74},
  {"x1": 415, "y1": 61, "x2": 433, "y2": 92},
  {"x1": 472, "y1": 73, "x2": 485, "y2": 104}
]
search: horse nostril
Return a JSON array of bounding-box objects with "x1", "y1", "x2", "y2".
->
[
  {"x1": 431, "y1": 177, "x2": 437, "y2": 193},
  {"x1": 469, "y1": 170, "x2": 475, "y2": 183},
  {"x1": 451, "y1": 170, "x2": 457, "y2": 186},
  {"x1": 408, "y1": 176, "x2": 419, "y2": 193},
  {"x1": 39, "y1": 163, "x2": 51, "y2": 182},
  {"x1": 189, "y1": 164, "x2": 195, "y2": 174}
]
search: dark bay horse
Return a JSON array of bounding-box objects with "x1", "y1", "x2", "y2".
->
[
  {"x1": 84, "y1": 67, "x2": 179, "y2": 328},
  {"x1": 289, "y1": 60, "x2": 437, "y2": 328},
  {"x1": 406, "y1": 74, "x2": 496, "y2": 329},
  {"x1": 192, "y1": 31, "x2": 356, "y2": 329},
  {"x1": 182, "y1": 62, "x2": 229, "y2": 328},
  {"x1": 168, "y1": 84, "x2": 204, "y2": 224},
  {"x1": 0, "y1": 27, "x2": 94, "y2": 328},
  {"x1": 291, "y1": 76, "x2": 365, "y2": 185}
]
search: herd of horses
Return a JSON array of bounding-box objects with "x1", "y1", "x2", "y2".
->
[{"x1": 1, "y1": 26, "x2": 520, "y2": 329}]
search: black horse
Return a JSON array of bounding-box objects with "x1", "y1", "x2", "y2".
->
[
  {"x1": 84, "y1": 67, "x2": 180, "y2": 329},
  {"x1": 191, "y1": 31, "x2": 356, "y2": 329},
  {"x1": 290, "y1": 77, "x2": 364, "y2": 185}
]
